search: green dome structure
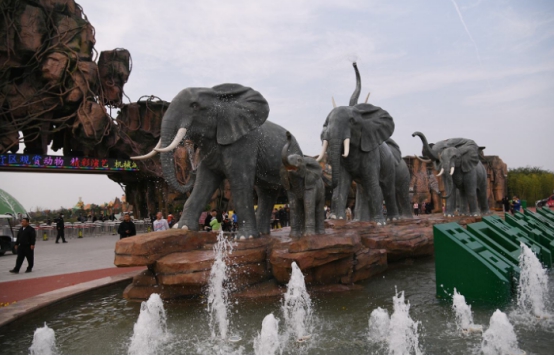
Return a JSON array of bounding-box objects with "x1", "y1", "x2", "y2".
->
[{"x1": 0, "y1": 188, "x2": 27, "y2": 217}]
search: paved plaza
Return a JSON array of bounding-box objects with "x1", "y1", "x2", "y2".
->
[{"x1": 0, "y1": 233, "x2": 127, "y2": 283}]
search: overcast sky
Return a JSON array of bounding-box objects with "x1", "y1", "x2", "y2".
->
[{"x1": 1, "y1": 0, "x2": 553, "y2": 211}]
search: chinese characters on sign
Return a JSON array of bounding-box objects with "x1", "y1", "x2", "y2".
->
[{"x1": 0, "y1": 154, "x2": 139, "y2": 172}]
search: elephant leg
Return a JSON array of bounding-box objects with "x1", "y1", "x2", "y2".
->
[
  {"x1": 228, "y1": 180, "x2": 258, "y2": 238},
  {"x1": 463, "y1": 173, "x2": 479, "y2": 215},
  {"x1": 288, "y1": 192, "x2": 304, "y2": 237},
  {"x1": 179, "y1": 163, "x2": 223, "y2": 230},
  {"x1": 395, "y1": 161, "x2": 413, "y2": 219},
  {"x1": 315, "y1": 182, "x2": 326, "y2": 234},
  {"x1": 361, "y1": 155, "x2": 386, "y2": 224},
  {"x1": 381, "y1": 179, "x2": 399, "y2": 221},
  {"x1": 354, "y1": 184, "x2": 370, "y2": 222},
  {"x1": 255, "y1": 186, "x2": 278, "y2": 235},
  {"x1": 303, "y1": 189, "x2": 317, "y2": 236},
  {"x1": 476, "y1": 164, "x2": 490, "y2": 214},
  {"x1": 379, "y1": 156, "x2": 399, "y2": 220},
  {"x1": 458, "y1": 190, "x2": 469, "y2": 215},
  {"x1": 330, "y1": 167, "x2": 352, "y2": 219},
  {"x1": 443, "y1": 177, "x2": 457, "y2": 217}
]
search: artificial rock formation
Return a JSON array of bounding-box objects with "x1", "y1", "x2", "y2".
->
[{"x1": 115, "y1": 214, "x2": 483, "y2": 301}]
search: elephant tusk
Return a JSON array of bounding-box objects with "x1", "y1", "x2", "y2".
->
[
  {"x1": 342, "y1": 138, "x2": 350, "y2": 158},
  {"x1": 130, "y1": 140, "x2": 161, "y2": 160},
  {"x1": 436, "y1": 168, "x2": 445, "y2": 177},
  {"x1": 450, "y1": 167, "x2": 455, "y2": 175},
  {"x1": 332, "y1": 97, "x2": 337, "y2": 108},
  {"x1": 415, "y1": 155, "x2": 432, "y2": 163},
  {"x1": 155, "y1": 128, "x2": 187, "y2": 153},
  {"x1": 316, "y1": 140, "x2": 329, "y2": 162},
  {"x1": 364, "y1": 92, "x2": 370, "y2": 103}
]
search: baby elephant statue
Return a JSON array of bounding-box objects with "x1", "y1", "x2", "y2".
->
[{"x1": 280, "y1": 132, "x2": 326, "y2": 237}]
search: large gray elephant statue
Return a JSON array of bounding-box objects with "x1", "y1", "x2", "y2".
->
[
  {"x1": 412, "y1": 131, "x2": 489, "y2": 216},
  {"x1": 317, "y1": 63, "x2": 412, "y2": 224},
  {"x1": 132, "y1": 84, "x2": 302, "y2": 238},
  {"x1": 280, "y1": 132, "x2": 325, "y2": 237},
  {"x1": 352, "y1": 138, "x2": 412, "y2": 221}
]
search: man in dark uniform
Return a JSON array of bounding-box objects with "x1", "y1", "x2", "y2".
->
[
  {"x1": 56, "y1": 213, "x2": 67, "y2": 243},
  {"x1": 118, "y1": 213, "x2": 136, "y2": 239},
  {"x1": 10, "y1": 217, "x2": 36, "y2": 273}
]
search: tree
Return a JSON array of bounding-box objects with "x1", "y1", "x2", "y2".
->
[{"x1": 507, "y1": 167, "x2": 554, "y2": 206}]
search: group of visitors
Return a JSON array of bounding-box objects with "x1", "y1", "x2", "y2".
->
[
  {"x1": 271, "y1": 207, "x2": 290, "y2": 229},
  {"x1": 412, "y1": 201, "x2": 434, "y2": 216},
  {"x1": 502, "y1": 196, "x2": 522, "y2": 214},
  {"x1": 203, "y1": 210, "x2": 238, "y2": 232}
]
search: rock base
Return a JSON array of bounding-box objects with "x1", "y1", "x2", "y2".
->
[{"x1": 115, "y1": 214, "x2": 481, "y2": 300}]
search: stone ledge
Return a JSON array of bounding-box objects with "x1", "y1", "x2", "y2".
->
[{"x1": 0, "y1": 270, "x2": 142, "y2": 328}]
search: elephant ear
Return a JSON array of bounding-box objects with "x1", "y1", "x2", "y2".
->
[
  {"x1": 304, "y1": 158, "x2": 322, "y2": 190},
  {"x1": 353, "y1": 103, "x2": 394, "y2": 152},
  {"x1": 457, "y1": 141, "x2": 480, "y2": 173},
  {"x1": 213, "y1": 84, "x2": 270, "y2": 145}
]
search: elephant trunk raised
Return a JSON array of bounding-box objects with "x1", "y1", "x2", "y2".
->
[
  {"x1": 349, "y1": 62, "x2": 361, "y2": 106},
  {"x1": 412, "y1": 131, "x2": 438, "y2": 161}
]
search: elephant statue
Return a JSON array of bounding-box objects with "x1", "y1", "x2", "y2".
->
[
  {"x1": 317, "y1": 62, "x2": 412, "y2": 224},
  {"x1": 352, "y1": 138, "x2": 413, "y2": 221},
  {"x1": 280, "y1": 131, "x2": 325, "y2": 237},
  {"x1": 412, "y1": 132, "x2": 489, "y2": 216},
  {"x1": 132, "y1": 84, "x2": 302, "y2": 238}
]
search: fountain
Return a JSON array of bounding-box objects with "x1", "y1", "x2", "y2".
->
[
  {"x1": 388, "y1": 290, "x2": 421, "y2": 355},
  {"x1": 207, "y1": 231, "x2": 234, "y2": 340},
  {"x1": 281, "y1": 262, "x2": 313, "y2": 344},
  {"x1": 452, "y1": 288, "x2": 482, "y2": 333},
  {"x1": 481, "y1": 309, "x2": 523, "y2": 355},
  {"x1": 368, "y1": 289, "x2": 422, "y2": 355},
  {"x1": 368, "y1": 307, "x2": 390, "y2": 345},
  {"x1": 1, "y1": 257, "x2": 553, "y2": 354},
  {"x1": 253, "y1": 313, "x2": 281, "y2": 355},
  {"x1": 517, "y1": 243, "x2": 550, "y2": 318},
  {"x1": 128, "y1": 293, "x2": 169, "y2": 355},
  {"x1": 29, "y1": 323, "x2": 57, "y2": 355}
]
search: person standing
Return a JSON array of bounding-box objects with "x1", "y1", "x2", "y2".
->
[
  {"x1": 345, "y1": 206, "x2": 352, "y2": 221},
  {"x1": 56, "y1": 213, "x2": 67, "y2": 243},
  {"x1": 167, "y1": 214, "x2": 175, "y2": 228},
  {"x1": 10, "y1": 217, "x2": 36, "y2": 273},
  {"x1": 210, "y1": 211, "x2": 222, "y2": 232},
  {"x1": 118, "y1": 213, "x2": 136, "y2": 239},
  {"x1": 413, "y1": 202, "x2": 419, "y2": 216},
  {"x1": 153, "y1": 212, "x2": 170, "y2": 231},
  {"x1": 204, "y1": 210, "x2": 214, "y2": 231},
  {"x1": 232, "y1": 211, "x2": 238, "y2": 231},
  {"x1": 512, "y1": 196, "x2": 521, "y2": 214},
  {"x1": 502, "y1": 196, "x2": 511, "y2": 213}
]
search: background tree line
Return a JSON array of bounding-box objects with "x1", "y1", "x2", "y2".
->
[{"x1": 507, "y1": 167, "x2": 554, "y2": 206}]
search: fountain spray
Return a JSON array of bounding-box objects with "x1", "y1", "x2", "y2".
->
[
  {"x1": 517, "y1": 243, "x2": 550, "y2": 318},
  {"x1": 29, "y1": 323, "x2": 58, "y2": 355},
  {"x1": 207, "y1": 230, "x2": 234, "y2": 340},
  {"x1": 452, "y1": 288, "x2": 482, "y2": 333},
  {"x1": 481, "y1": 309, "x2": 522, "y2": 355},
  {"x1": 128, "y1": 293, "x2": 169, "y2": 355},
  {"x1": 282, "y1": 262, "x2": 313, "y2": 343}
]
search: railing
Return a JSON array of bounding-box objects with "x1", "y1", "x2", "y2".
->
[{"x1": 21, "y1": 220, "x2": 151, "y2": 239}]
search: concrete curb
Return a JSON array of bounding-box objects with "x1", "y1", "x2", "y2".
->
[{"x1": 0, "y1": 270, "x2": 140, "y2": 328}]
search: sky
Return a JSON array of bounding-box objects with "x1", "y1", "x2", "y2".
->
[{"x1": 1, "y1": 0, "x2": 553, "y2": 211}]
